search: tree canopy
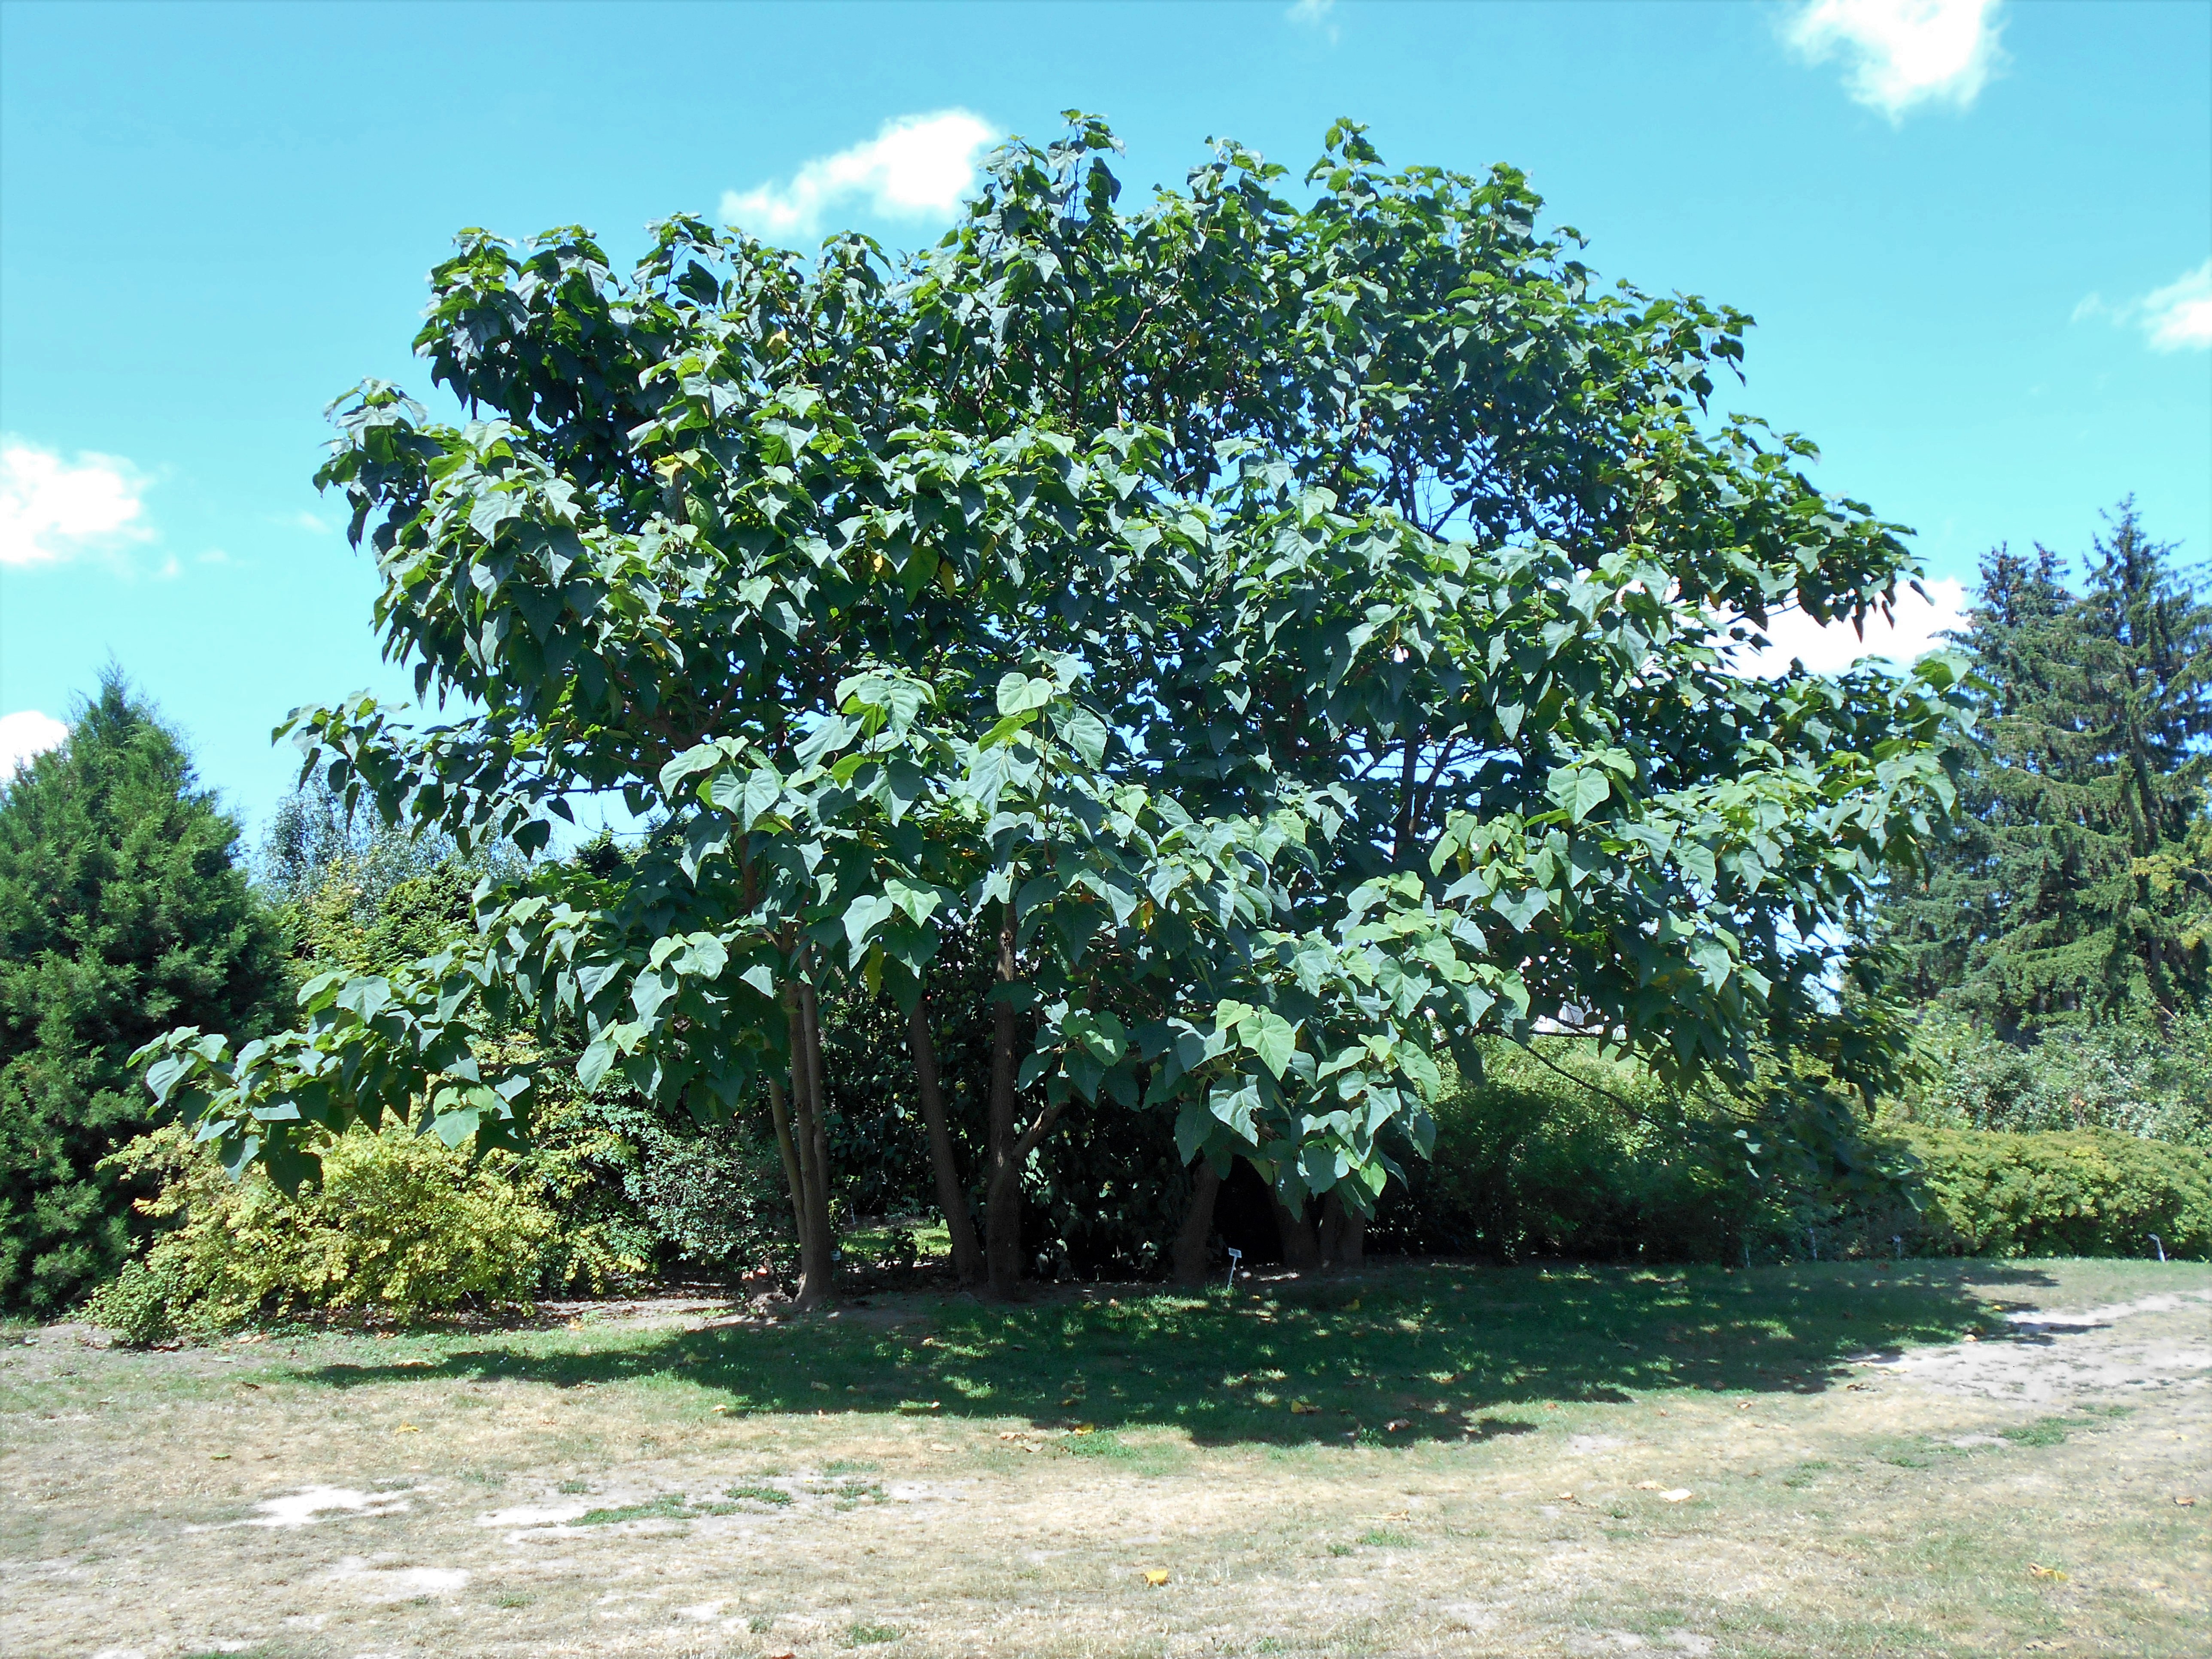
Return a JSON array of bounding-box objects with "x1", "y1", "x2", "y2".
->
[
  {"x1": 1881, "y1": 502, "x2": 2212, "y2": 1031},
  {"x1": 1, "y1": 673, "x2": 289, "y2": 1314},
  {"x1": 138, "y1": 118, "x2": 1967, "y2": 1302}
]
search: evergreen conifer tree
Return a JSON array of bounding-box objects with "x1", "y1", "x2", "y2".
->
[
  {"x1": 1882, "y1": 503, "x2": 2211, "y2": 1031},
  {"x1": 0, "y1": 674, "x2": 289, "y2": 1314}
]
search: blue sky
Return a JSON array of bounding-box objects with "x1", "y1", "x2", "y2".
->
[{"x1": 2, "y1": 0, "x2": 2206, "y2": 839}]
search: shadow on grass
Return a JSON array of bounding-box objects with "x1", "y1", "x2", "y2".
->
[{"x1": 290, "y1": 1258, "x2": 2054, "y2": 1449}]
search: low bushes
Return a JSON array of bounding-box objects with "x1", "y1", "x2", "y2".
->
[
  {"x1": 1894, "y1": 1007, "x2": 2212, "y2": 1150},
  {"x1": 85, "y1": 1123, "x2": 555, "y2": 1341},
  {"x1": 1884, "y1": 1124, "x2": 2211, "y2": 1259},
  {"x1": 1369, "y1": 1040, "x2": 1826, "y2": 1264},
  {"x1": 1367, "y1": 1039, "x2": 2210, "y2": 1265}
]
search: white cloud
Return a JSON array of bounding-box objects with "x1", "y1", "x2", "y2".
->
[
  {"x1": 0, "y1": 709, "x2": 69, "y2": 781},
  {"x1": 2140, "y1": 258, "x2": 2212, "y2": 352},
  {"x1": 1287, "y1": 0, "x2": 1340, "y2": 41},
  {"x1": 1784, "y1": 0, "x2": 2003, "y2": 121},
  {"x1": 1730, "y1": 576, "x2": 1971, "y2": 678},
  {"x1": 2070, "y1": 258, "x2": 2212, "y2": 352},
  {"x1": 0, "y1": 439, "x2": 150, "y2": 567},
  {"x1": 721, "y1": 109, "x2": 1000, "y2": 243}
]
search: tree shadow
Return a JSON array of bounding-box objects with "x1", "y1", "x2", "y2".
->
[{"x1": 292, "y1": 1258, "x2": 2051, "y2": 1449}]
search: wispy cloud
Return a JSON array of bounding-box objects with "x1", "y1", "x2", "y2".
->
[
  {"x1": 1730, "y1": 576, "x2": 1971, "y2": 678},
  {"x1": 721, "y1": 110, "x2": 1000, "y2": 244},
  {"x1": 0, "y1": 438, "x2": 150, "y2": 567},
  {"x1": 1783, "y1": 0, "x2": 2003, "y2": 121},
  {"x1": 2141, "y1": 259, "x2": 2212, "y2": 352},
  {"x1": 1287, "y1": 0, "x2": 1340, "y2": 43},
  {"x1": 2073, "y1": 258, "x2": 2212, "y2": 353},
  {"x1": 0, "y1": 709, "x2": 69, "y2": 781}
]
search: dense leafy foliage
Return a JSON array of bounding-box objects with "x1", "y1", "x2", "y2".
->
[
  {"x1": 87, "y1": 1121, "x2": 554, "y2": 1340},
  {"x1": 1881, "y1": 1124, "x2": 2209, "y2": 1260},
  {"x1": 137, "y1": 119, "x2": 1966, "y2": 1302},
  {"x1": 1890, "y1": 1003, "x2": 2212, "y2": 1150},
  {"x1": 0, "y1": 676, "x2": 289, "y2": 1314}
]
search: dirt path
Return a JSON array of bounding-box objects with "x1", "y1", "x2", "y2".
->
[{"x1": 5, "y1": 1260, "x2": 2206, "y2": 1659}]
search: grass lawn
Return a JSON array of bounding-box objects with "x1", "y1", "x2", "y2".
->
[{"x1": 4, "y1": 1257, "x2": 2206, "y2": 1656}]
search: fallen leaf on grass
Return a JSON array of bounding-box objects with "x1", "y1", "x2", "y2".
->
[
  {"x1": 2027, "y1": 1563, "x2": 2067, "y2": 1581},
  {"x1": 2174, "y1": 1495, "x2": 2197, "y2": 1507},
  {"x1": 209, "y1": 1453, "x2": 230, "y2": 1461},
  {"x1": 1554, "y1": 1492, "x2": 1577, "y2": 1503},
  {"x1": 768, "y1": 1650, "x2": 797, "y2": 1659},
  {"x1": 1660, "y1": 1489, "x2": 1693, "y2": 1503},
  {"x1": 1073, "y1": 1424, "x2": 1097, "y2": 1435},
  {"x1": 395, "y1": 1424, "x2": 422, "y2": 1434},
  {"x1": 1143, "y1": 1570, "x2": 1170, "y2": 1586},
  {"x1": 1290, "y1": 1401, "x2": 1320, "y2": 1415}
]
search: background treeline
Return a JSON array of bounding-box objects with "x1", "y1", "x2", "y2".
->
[{"x1": 4, "y1": 501, "x2": 2207, "y2": 1333}]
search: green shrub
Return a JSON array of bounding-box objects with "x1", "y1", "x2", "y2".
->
[
  {"x1": 1894, "y1": 1007, "x2": 2212, "y2": 1150},
  {"x1": 1884, "y1": 1124, "x2": 2211, "y2": 1259},
  {"x1": 89, "y1": 1122, "x2": 554, "y2": 1339},
  {"x1": 1371, "y1": 1040, "x2": 1853, "y2": 1264},
  {"x1": 81, "y1": 1253, "x2": 194, "y2": 1346}
]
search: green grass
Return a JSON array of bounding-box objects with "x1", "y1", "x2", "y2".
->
[
  {"x1": 726, "y1": 1482, "x2": 794, "y2": 1505},
  {"x1": 275, "y1": 1259, "x2": 2025, "y2": 1443},
  {"x1": 1358, "y1": 1527, "x2": 1416, "y2": 1547},
  {"x1": 574, "y1": 1492, "x2": 692, "y2": 1525}
]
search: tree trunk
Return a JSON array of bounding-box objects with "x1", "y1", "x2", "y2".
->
[
  {"x1": 984, "y1": 905, "x2": 1024, "y2": 1298},
  {"x1": 783, "y1": 986, "x2": 836, "y2": 1309},
  {"x1": 765, "y1": 1074, "x2": 807, "y2": 1254},
  {"x1": 1171, "y1": 1160, "x2": 1222, "y2": 1286},
  {"x1": 1277, "y1": 1193, "x2": 1322, "y2": 1270},
  {"x1": 1318, "y1": 1190, "x2": 1366, "y2": 1270},
  {"x1": 797, "y1": 971, "x2": 834, "y2": 1240},
  {"x1": 908, "y1": 996, "x2": 983, "y2": 1286}
]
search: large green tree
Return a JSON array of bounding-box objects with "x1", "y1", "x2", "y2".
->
[
  {"x1": 1, "y1": 675, "x2": 289, "y2": 1314},
  {"x1": 140, "y1": 120, "x2": 1965, "y2": 1304},
  {"x1": 1881, "y1": 503, "x2": 2212, "y2": 1030}
]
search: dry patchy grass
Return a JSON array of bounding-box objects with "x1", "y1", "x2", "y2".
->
[{"x1": 3, "y1": 1258, "x2": 2206, "y2": 1657}]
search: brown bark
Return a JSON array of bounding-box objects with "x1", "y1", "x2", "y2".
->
[
  {"x1": 783, "y1": 987, "x2": 836, "y2": 1309},
  {"x1": 984, "y1": 906, "x2": 1025, "y2": 1297},
  {"x1": 908, "y1": 996, "x2": 983, "y2": 1286},
  {"x1": 1318, "y1": 1190, "x2": 1367, "y2": 1269},
  {"x1": 1276, "y1": 1192, "x2": 1322, "y2": 1271},
  {"x1": 796, "y1": 971, "x2": 833, "y2": 1236},
  {"x1": 765, "y1": 1075, "x2": 807, "y2": 1248},
  {"x1": 1170, "y1": 1160, "x2": 1223, "y2": 1286}
]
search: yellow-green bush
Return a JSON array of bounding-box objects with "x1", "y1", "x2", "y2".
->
[
  {"x1": 85, "y1": 1122, "x2": 555, "y2": 1340},
  {"x1": 1886, "y1": 1125, "x2": 2211, "y2": 1259}
]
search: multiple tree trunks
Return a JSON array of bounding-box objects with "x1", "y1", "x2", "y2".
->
[
  {"x1": 1171, "y1": 1161, "x2": 1224, "y2": 1286},
  {"x1": 906, "y1": 997, "x2": 983, "y2": 1287}
]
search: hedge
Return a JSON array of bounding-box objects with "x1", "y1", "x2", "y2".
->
[{"x1": 1888, "y1": 1124, "x2": 2211, "y2": 1259}]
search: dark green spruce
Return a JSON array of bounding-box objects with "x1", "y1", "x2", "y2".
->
[
  {"x1": 0, "y1": 674, "x2": 289, "y2": 1314},
  {"x1": 1881, "y1": 502, "x2": 2212, "y2": 1032}
]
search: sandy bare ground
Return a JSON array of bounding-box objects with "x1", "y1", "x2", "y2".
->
[{"x1": 3, "y1": 1260, "x2": 2206, "y2": 1659}]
